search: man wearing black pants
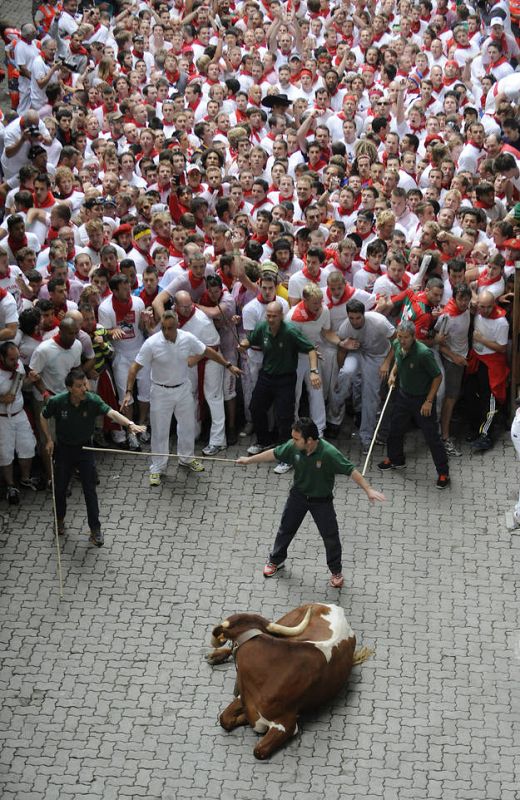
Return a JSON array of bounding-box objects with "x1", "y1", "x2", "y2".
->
[
  {"x1": 239, "y1": 301, "x2": 320, "y2": 457},
  {"x1": 378, "y1": 321, "x2": 450, "y2": 489},
  {"x1": 40, "y1": 368, "x2": 145, "y2": 546},
  {"x1": 237, "y1": 417, "x2": 385, "y2": 588}
]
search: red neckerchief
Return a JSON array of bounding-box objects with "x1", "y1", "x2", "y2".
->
[
  {"x1": 302, "y1": 266, "x2": 321, "y2": 283},
  {"x1": 188, "y1": 270, "x2": 205, "y2": 289},
  {"x1": 52, "y1": 333, "x2": 74, "y2": 350},
  {"x1": 363, "y1": 261, "x2": 382, "y2": 275},
  {"x1": 7, "y1": 233, "x2": 27, "y2": 255},
  {"x1": 165, "y1": 69, "x2": 180, "y2": 84},
  {"x1": 251, "y1": 197, "x2": 273, "y2": 214},
  {"x1": 326, "y1": 284, "x2": 355, "y2": 308},
  {"x1": 177, "y1": 307, "x2": 196, "y2": 327},
  {"x1": 70, "y1": 41, "x2": 88, "y2": 55},
  {"x1": 478, "y1": 269, "x2": 502, "y2": 287},
  {"x1": 34, "y1": 191, "x2": 55, "y2": 209},
  {"x1": 355, "y1": 228, "x2": 372, "y2": 241},
  {"x1": 256, "y1": 292, "x2": 271, "y2": 304},
  {"x1": 139, "y1": 286, "x2": 158, "y2": 305},
  {"x1": 443, "y1": 298, "x2": 466, "y2": 317},
  {"x1": 443, "y1": 75, "x2": 457, "y2": 87},
  {"x1": 291, "y1": 301, "x2": 319, "y2": 322},
  {"x1": 111, "y1": 294, "x2": 133, "y2": 322},
  {"x1": 199, "y1": 289, "x2": 223, "y2": 306},
  {"x1": 482, "y1": 304, "x2": 506, "y2": 319},
  {"x1": 216, "y1": 268, "x2": 233, "y2": 292},
  {"x1": 474, "y1": 199, "x2": 494, "y2": 210},
  {"x1": 155, "y1": 235, "x2": 182, "y2": 258},
  {"x1": 467, "y1": 140, "x2": 483, "y2": 150},
  {"x1": 133, "y1": 242, "x2": 154, "y2": 266},
  {"x1": 251, "y1": 233, "x2": 268, "y2": 244}
]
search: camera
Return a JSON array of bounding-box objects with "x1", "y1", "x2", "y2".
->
[{"x1": 27, "y1": 126, "x2": 40, "y2": 136}]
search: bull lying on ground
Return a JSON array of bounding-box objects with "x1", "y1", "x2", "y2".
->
[{"x1": 207, "y1": 602, "x2": 373, "y2": 759}]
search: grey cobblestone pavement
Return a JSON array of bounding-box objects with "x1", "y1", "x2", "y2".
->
[{"x1": 1, "y1": 423, "x2": 519, "y2": 800}]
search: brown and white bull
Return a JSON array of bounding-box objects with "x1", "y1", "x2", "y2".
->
[{"x1": 207, "y1": 602, "x2": 373, "y2": 759}]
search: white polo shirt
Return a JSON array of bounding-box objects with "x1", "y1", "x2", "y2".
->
[
  {"x1": 179, "y1": 308, "x2": 220, "y2": 347},
  {"x1": 135, "y1": 329, "x2": 205, "y2": 385},
  {"x1": 473, "y1": 313, "x2": 509, "y2": 356},
  {"x1": 0, "y1": 360, "x2": 25, "y2": 414},
  {"x1": 285, "y1": 304, "x2": 331, "y2": 347},
  {"x1": 0, "y1": 291, "x2": 18, "y2": 333}
]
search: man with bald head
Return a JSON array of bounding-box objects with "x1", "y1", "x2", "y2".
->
[
  {"x1": 1, "y1": 110, "x2": 50, "y2": 187},
  {"x1": 239, "y1": 301, "x2": 321, "y2": 455},
  {"x1": 465, "y1": 290, "x2": 510, "y2": 452}
]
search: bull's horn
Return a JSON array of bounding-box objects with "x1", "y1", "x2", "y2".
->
[{"x1": 266, "y1": 607, "x2": 312, "y2": 637}]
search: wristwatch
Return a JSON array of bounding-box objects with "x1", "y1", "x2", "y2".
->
[
  {"x1": 225, "y1": 362, "x2": 232, "y2": 369},
  {"x1": 310, "y1": 369, "x2": 319, "y2": 374}
]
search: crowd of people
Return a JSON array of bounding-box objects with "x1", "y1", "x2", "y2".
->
[{"x1": 1, "y1": 0, "x2": 520, "y2": 548}]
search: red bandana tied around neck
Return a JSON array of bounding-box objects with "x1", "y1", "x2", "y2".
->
[
  {"x1": 139, "y1": 286, "x2": 158, "y2": 306},
  {"x1": 326, "y1": 284, "x2": 355, "y2": 308},
  {"x1": 291, "y1": 300, "x2": 320, "y2": 322},
  {"x1": 111, "y1": 295, "x2": 133, "y2": 322},
  {"x1": 7, "y1": 233, "x2": 28, "y2": 255},
  {"x1": 177, "y1": 306, "x2": 197, "y2": 327},
  {"x1": 53, "y1": 333, "x2": 74, "y2": 350},
  {"x1": 443, "y1": 298, "x2": 466, "y2": 317},
  {"x1": 199, "y1": 289, "x2": 223, "y2": 307},
  {"x1": 478, "y1": 269, "x2": 502, "y2": 288},
  {"x1": 302, "y1": 266, "x2": 321, "y2": 284},
  {"x1": 188, "y1": 270, "x2": 205, "y2": 289},
  {"x1": 34, "y1": 191, "x2": 55, "y2": 209}
]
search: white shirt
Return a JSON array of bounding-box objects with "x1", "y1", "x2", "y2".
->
[
  {"x1": 435, "y1": 308, "x2": 470, "y2": 360},
  {"x1": 285, "y1": 304, "x2": 331, "y2": 347},
  {"x1": 30, "y1": 55, "x2": 59, "y2": 109},
  {"x1": 0, "y1": 118, "x2": 49, "y2": 183},
  {"x1": 288, "y1": 269, "x2": 331, "y2": 302},
  {"x1": 337, "y1": 312, "x2": 395, "y2": 357},
  {"x1": 0, "y1": 290, "x2": 18, "y2": 333},
  {"x1": 178, "y1": 308, "x2": 219, "y2": 347},
  {"x1": 29, "y1": 338, "x2": 82, "y2": 395},
  {"x1": 98, "y1": 295, "x2": 145, "y2": 358},
  {"x1": 135, "y1": 328, "x2": 205, "y2": 385},
  {"x1": 473, "y1": 313, "x2": 509, "y2": 356},
  {"x1": 0, "y1": 359, "x2": 25, "y2": 414}
]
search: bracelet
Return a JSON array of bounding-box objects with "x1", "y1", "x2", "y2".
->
[
  {"x1": 225, "y1": 362, "x2": 232, "y2": 369},
  {"x1": 424, "y1": 399, "x2": 432, "y2": 404}
]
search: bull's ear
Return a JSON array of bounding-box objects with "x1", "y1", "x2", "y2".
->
[{"x1": 211, "y1": 624, "x2": 229, "y2": 644}]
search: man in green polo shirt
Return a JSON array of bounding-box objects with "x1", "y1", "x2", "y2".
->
[
  {"x1": 40, "y1": 368, "x2": 145, "y2": 546},
  {"x1": 378, "y1": 320, "x2": 449, "y2": 489},
  {"x1": 237, "y1": 417, "x2": 385, "y2": 588},
  {"x1": 239, "y1": 301, "x2": 321, "y2": 456}
]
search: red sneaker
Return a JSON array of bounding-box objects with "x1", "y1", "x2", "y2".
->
[{"x1": 263, "y1": 561, "x2": 284, "y2": 578}]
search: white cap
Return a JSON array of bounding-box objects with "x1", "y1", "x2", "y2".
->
[
  {"x1": 187, "y1": 163, "x2": 202, "y2": 173},
  {"x1": 490, "y1": 16, "x2": 504, "y2": 26}
]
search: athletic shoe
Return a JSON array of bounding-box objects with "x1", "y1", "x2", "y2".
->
[
  {"x1": 202, "y1": 444, "x2": 226, "y2": 456},
  {"x1": 273, "y1": 461, "x2": 292, "y2": 474},
  {"x1": 263, "y1": 561, "x2": 284, "y2": 578},
  {"x1": 377, "y1": 458, "x2": 406, "y2": 471},
  {"x1": 470, "y1": 434, "x2": 492, "y2": 452},
  {"x1": 505, "y1": 511, "x2": 520, "y2": 531},
  {"x1": 6, "y1": 486, "x2": 20, "y2": 505},
  {"x1": 436, "y1": 474, "x2": 451, "y2": 490},
  {"x1": 20, "y1": 477, "x2": 41, "y2": 492},
  {"x1": 361, "y1": 442, "x2": 370, "y2": 455},
  {"x1": 247, "y1": 443, "x2": 269, "y2": 456},
  {"x1": 180, "y1": 459, "x2": 205, "y2": 473},
  {"x1": 149, "y1": 473, "x2": 161, "y2": 486},
  {"x1": 89, "y1": 530, "x2": 104, "y2": 547},
  {"x1": 57, "y1": 519, "x2": 65, "y2": 536},
  {"x1": 239, "y1": 422, "x2": 254, "y2": 437},
  {"x1": 139, "y1": 429, "x2": 151, "y2": 444},
  {"x1": 127, "y1": 432, "x2": 142, "y2": 451},
  {"x1": 329, "y1": 573, "x2": 344, "y2": 589},
  {"x1": 443, "y1": 438, "x2": 462, "y2": 457}
]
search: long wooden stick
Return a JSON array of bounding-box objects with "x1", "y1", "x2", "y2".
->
[
  {"x1": 362, "y1": 384, "x2": 394, "y2": 476},
  {"x1": 49, "y1": 458, "x2": 64, "y2": 599},
  {"x1": 82, "y1": 446, "x2": 239, "y2": 463}
]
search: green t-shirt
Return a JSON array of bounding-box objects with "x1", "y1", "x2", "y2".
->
[
  {"x1": 273, "y1": 439, "x2": 355, "y2": 497},
  {"x1": 43, "y1": 390, "x2": 110, "y2": 445},
  {"x1": 248, "y1": 320, "x2": 314, "y2": 375},
  {"x1": 393, "y1": 339, "x2": 441, "y2": 395}
]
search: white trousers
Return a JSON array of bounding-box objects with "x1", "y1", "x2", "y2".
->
[
  {"x1": 0, "y1": 411, "x2": 36, "y2": 466},
  {"x1": 113, "y1": 354, "x2": 151, "y2": 403},
  {"x1": 149, "y1": 382, "x2": 195, "y2": 474},
  {"x1": 511, "y1": 412, "x2": 520, "y2": 521},
  {"x1": 294, "y1": 354, "x2": 326, "y2": 436},
  {"x1": 189, "y1": 360, "x2": 226, "y2": 446},
  {"x1": 329, "y1": 352, "x2": 384, "y2": 446}
]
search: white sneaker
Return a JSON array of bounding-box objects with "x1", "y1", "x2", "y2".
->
[
  {"x1": 273, "y1": 462, "x2": 292, "y2": 475},
  {"x1": 247, "y1": 443, "x2": 269, "y2": 456},
  {"x1": 505, "y1": 511, "x2": 520, "y2": 531},
  {"x1": 239, "y1": 422, "x2": 254, "y2": 437}
]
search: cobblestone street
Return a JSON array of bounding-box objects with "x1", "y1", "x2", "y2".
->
[{"x1": 1, "y1": 424, "x2": 519, "y2": 800}]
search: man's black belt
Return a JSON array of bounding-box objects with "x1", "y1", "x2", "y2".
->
[{"x1": 153, "y1": 381, "x2": 183, "y2": 389}]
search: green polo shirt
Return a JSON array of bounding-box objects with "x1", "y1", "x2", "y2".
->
[
  {"x1": 248, "y1": 320, "x2": 315, "y2": 375},
  {"x1": 393, "y1": 339, "x2": 441, "y2": 395},
  {"x1": 43, "y1": 391, "x2": 110, "y2": 446},
  {"x1": 273, "y1": 439, "x2": 355, "y2": 497}
]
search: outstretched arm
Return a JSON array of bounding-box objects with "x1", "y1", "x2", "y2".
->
[{"x1": 350, "y1": 469, "x2": 386, "y2": 502}]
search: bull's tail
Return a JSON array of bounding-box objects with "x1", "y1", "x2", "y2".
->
[{"x1": 353, "y1": 646, "x2": 375, "y2": 665}]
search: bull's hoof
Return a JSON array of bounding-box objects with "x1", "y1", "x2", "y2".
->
[
  {"x1": 253, "y1": 746, "x2": 270, "y2": 760},
  {"x1": 219, "y1": 713, "x2": 236, "y2": 731}
]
